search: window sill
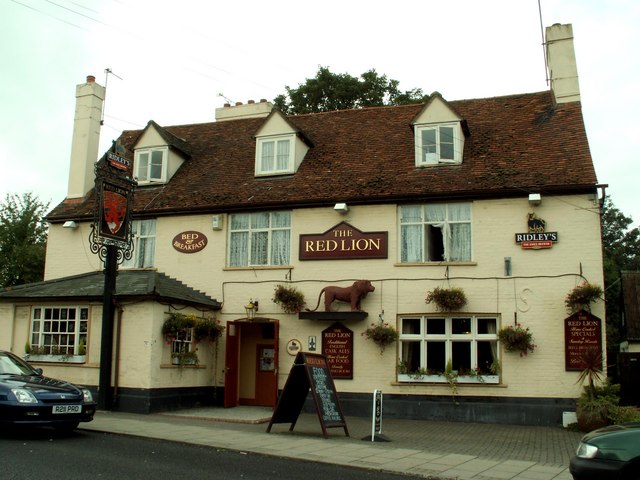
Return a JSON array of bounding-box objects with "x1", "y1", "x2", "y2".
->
[
  {"x1": 394, "y1": 262, "x2": 477, "y2": 267},
  {"x1": 396, "y1": 374, "x2": 499, "y2": 384},
  {"x1": 26, "y1": 354, "x2": 86, "y2": 364},
  {"x1": 223, "y1": 265, "x2": 294, "y2": 271}
]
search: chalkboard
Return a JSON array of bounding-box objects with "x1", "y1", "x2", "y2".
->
[{"x1": 267, "y1": 352, "x2": 349, "y2": 438}]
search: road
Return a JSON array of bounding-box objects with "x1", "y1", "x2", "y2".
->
[{"x1": 0, "y1": 427, "x2": 426, "y2": 480}]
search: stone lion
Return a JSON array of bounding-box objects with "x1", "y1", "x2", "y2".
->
[{"x1": 306, "y1": 280, "x2": 375, "y2": 312}]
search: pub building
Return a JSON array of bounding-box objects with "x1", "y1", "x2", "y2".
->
[{"x1": 0, "y1": 24, "x2": 606, "y2": 426}]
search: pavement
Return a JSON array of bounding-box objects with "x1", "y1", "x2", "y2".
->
[{"x1": 80, "y1": 406, "x2": 583, "y2": 480}]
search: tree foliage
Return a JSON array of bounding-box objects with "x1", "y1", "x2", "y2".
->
[
  {"x1": 273, "y1": 66, "x2": 429, "y2": 115},
  {"x1": 600, "y1": 196, "x2": 640, "y2": 371},
  {"x1": 0, "y1": 193, "x2": 49, "y2": 288}
]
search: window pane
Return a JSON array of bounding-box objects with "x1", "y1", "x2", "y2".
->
[
  {"x1": 477, "y1": 341, "x2": 497, "y2": 374},
  {"x1": 449, "y1": 203, "x2": 471, "y2": 221},
  {"x1": 426, "y1": 341, "x2": 445, "y2": 373},
  {"x1": 425, "y1": 204, "x2": 446, "y2": 222},
  {"x1": 261, "y1": 141, "x2": 274, "y2": 171},
  {"x1": 270, "y1": 229, "x2": 290, "y2": 265},
  {"x1": 421, "y1": 129, "x2": 436, "y2": 153},
  {"x1": 439, "y1": 126, "x2": 455, "y2": 160},
  {"x1": 452, "y1": 341, "x2": 471, "y2": 371},
  {"x1": 251, "y1": 213, "x2": 269, "y2": 229},
  {"x1": 230, "y1": 214, "x2": 249, "y2": 230},
  {"x1": 401, "y1": 224, "x2": 422, "y2": 262},
  {"x1": 400, "y1": 206, "x2": 422, "y2": 223},
  {"x1": 449, "y1": 223, "x2": 471, "y2": 261},
  {"x1": 276, "y1": 140, "x2": 290, "y2": 170},
  {"x1": 402, "y1": 318, "x2": 421, "y2": 335},
  {"x1": 250, "y1": 231, "x2": 268, "y2": 265},
  {"x1": 452, "y1": 318, "x2": 471, "y2": 335},
  {"x1": 137, "y1": 152, "x2": 149, "y2": 181},
  {"x1": 229, "y1": 231, "x2": 248, "y2": 266},
  {"x1": 426, "y1": 318, "x2": 445, "y2": 335},
  {"x1": 477, "y1": 318, "x2": 497, "y2": 334},
  {"x1": 401, "y1": 341, "x2": 421, "y2": 373},
  {"x1": 271, "y1": 211, "x2": 291, "y2": 228},
  {"x1": 150, "y1": 150, "x2": 163, "y2": 179},
  {"x1": 426, "y1": 224, "x2": 444, "y2": 261}
]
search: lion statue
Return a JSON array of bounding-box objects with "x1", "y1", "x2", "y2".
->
[{"x1": 306, "y1": 280, "x2": 375, "y2": 312}]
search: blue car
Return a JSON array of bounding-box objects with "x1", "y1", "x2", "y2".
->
[
  {"x1": 0, "y1": 350, "x2": 96, "y2": 432},
  {"x1": 570, "y1": 422, "x2": 640, "y2": 480}
]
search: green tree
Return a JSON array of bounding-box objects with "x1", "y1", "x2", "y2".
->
[
  {"x1": 0, "y1": 193, "x2": 49, "y2": 288},
  {"x1": 601, "y1": 196, "x2": 640, "y2": 374},
  {"x1": 273, "y1": 66, "x2": 429, "y2": 115}
]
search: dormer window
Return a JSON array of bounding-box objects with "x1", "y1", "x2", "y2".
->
[
  {"x1": 135, "y1": 147, "x2": 168, "y2": 184},
  {"x1": 256, "y1": 135, "x2": 294, "y2": 175},
  {"x1": 416, "y1": 123, "x2": 462, "y2": 165}
]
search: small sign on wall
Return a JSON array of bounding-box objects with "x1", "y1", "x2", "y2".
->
[
  {"x1": 172, "y1": 231, "x2": 208, "y2": 253},
  {"x1": 322, "y1": 323, "x2": 353, "y2": 379}
]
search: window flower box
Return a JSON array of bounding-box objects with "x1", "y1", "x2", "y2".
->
[
  {"x1": 26, "y1": 354, "x2": 86, "y2": 364},
  {"x1": 397, "y1": 374, "x2": 499, "y2": 384}
]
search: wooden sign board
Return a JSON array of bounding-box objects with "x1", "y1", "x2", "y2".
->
[
  {"x1": 267, "y1": 352, "x2": 349, "y2": 438},
  {"x1": 322, "y1": 323, "x2": 353, "y2": 379},
  {"x1": 564, "y1": 310, "x2": 602, "y2": 371}
]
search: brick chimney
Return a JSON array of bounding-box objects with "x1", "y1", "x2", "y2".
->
[
  {"x1": 546, "y1": 23, "x2": 581, "y2": 104},
  {"x1": 66, "y1": 75, "x2": 105, "y2": 199},
  {"x1": 215, "y1": 98, "x2": 273, "y2": 122}
]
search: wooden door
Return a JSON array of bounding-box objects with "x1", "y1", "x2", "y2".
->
[
  {"x1": 223, "y1": 321, "x2": 240, "y2": 407},
  {"x1": 255, "y1": 344, "x2": 277, "y2": 406}
]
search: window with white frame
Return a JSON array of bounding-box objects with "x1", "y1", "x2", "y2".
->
[
  {"x1": 398, "y1": 315, "x2": 498, "y2": 382},
  {"x1": 135, "y1": 147, "x2": 168, "y2": 184},
  {"x1": 416, "y1": 123, "x2": 462, "y2": 165},
  {"x1": 30, "y1": 307, "x2": 88, "y2": 356},
  {"x1": 400, "y1": 203, "x2": 472, "y2": 262},
  {"x1": 171, "y1": 327, "x2": 194, "y2": 358},
  {"x1": 228, "y1": 212, "x2": 291, "y2": 267},
  {"x1": 121, "y1": 219, "x2": 156, "y2": 268},
  {"x1": 256, "y1": 136, "x2": 294, "y2": 175}
]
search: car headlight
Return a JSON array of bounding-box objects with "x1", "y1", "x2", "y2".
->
[
  {"x1": 81, "y1": 388, "x2": 93, "y2": 403},
  {"x1": 576, "y1": 442, "x2": 599, "y2": 459},
  {"x1": 11, "y1": 388, "x2": 38, "y2": 404}
]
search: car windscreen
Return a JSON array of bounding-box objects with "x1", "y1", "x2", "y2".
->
[{"x1": 0, "y1": 353, "x2": 38, "y2": 376}]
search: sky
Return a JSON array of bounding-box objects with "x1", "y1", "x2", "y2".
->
[{"x1": 1, "y1": 0, "x2": 639, "y2": 227}]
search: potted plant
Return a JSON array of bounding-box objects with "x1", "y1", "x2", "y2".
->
[
  {"x1": 171, "y1": 349, "x2": 199, "y2": 367},
  {"x1": 272, "y1": 284, "x2": 306, "y2": 313},
  {"x1": 362, "y1": 322, "x2": 398, "y2": 354},
  {"x1": 575, "y1": 347, "x2": 609, "y2": 431},
  {"x1": 565, "y1": 282, "x2": 603, "y2": 313},
  {"x1": 498, "y1": 323, "x2": 536, "y2": 357},
  {"x1": 194, "y1": 317, "x2": 224, "y2": 343},
  {"x1": 426, "y1": 286, "x2": 467, "y2": 311}
]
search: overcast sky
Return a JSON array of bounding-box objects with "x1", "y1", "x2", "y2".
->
[{"x1": 1, "y1": 0, "x2": 639, "y2": 227}]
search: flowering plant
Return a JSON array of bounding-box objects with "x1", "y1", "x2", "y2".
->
[
  {"x1": 498, "y1": 324, "x2": 536, "y2": 357},
  {"x1": 272, "y1": 285, "x2": 306, "y2": 313},
  {"x1": 565, "y1": 282, "x2": 603, "y2": 313},
  {"x1": 426, "y1": 287, "x2": 467, "y2": 311},
  {"x1": 162, "y1": 313, "x2": 197, "y2": 344},
  {"x1": 362, "y1": 322, "x2": 399, "y2": 354}
]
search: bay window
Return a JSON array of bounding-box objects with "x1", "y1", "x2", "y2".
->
[{"x1": 30, "y1": 306, "x2": 88, "y2": 357}]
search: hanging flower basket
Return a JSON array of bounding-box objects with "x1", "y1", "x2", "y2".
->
[
  {"x1": 426, "y1": 287, "x2": 467, "y2": 311},
  {"x1": 193, "y1": 317, "x2": 224, "y2": 342},
  {"x1": 362, "y1": 322, "x2": 399, "y2": 354},
  {"x1": 272, "y1": 284, "x2": 306, "y2": 313},
  {"x1": 498, "y1": 324, "x2": 536, "y2": 357},
  {"x1": 565, "y1": 282, "x2": 603, "y2": 313},
  {"x1": 162, "y1": 313, "x2": 197, "y2": 344}
]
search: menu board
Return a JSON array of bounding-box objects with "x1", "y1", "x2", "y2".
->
[
  {"x1": 322, "y1": 323, "x2": 353, "y2": 379},
  {"x1": 564, "y1": 310, "x2": 602, "y2": 371},
  {"x1": 267, "y1": 352, "x2": 349, "y2": 438}
]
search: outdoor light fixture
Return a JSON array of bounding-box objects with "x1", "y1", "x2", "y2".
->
[
  {"x1": 334, "y1": 203, "x2": 349, "y2": 213},
  {"x1": 62, "y1": 220, "x2": 78, "y2": 229},
  {"x1": 528, "y1": 193, "x2": 541, "y2": 206},
  {"x1": 245, "y1": 300, "x2": 258, "y2": 320}
]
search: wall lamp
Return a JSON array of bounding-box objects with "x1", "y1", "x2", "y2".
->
[
  {"x1": 528, "y1": 193, "x2": 541, "y2": 206},
  {"x1": 62, "y1": 220, "x2": 78, "y2": 229},
  {"x1": 334, "y1": 203, "x2": 349, "y2": 213},
  {"x1": 244, "y1": 300, "x2": 258, "y2": 320}
]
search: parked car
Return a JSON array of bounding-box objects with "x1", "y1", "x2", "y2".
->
[
  {"x1": 0, "y1": 350, "x2": 96, "y2": 432},
  {"x1": 570, "y1": 422, "x2": 640, "y2": 480}
]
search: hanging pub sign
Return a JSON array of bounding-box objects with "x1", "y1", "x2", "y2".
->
[
  {"x1": 299, "y1": 222, "x2": 387, "y2": 260},
  {"x1": 515, "y1": 213, "x2": 558, "y2": 249},
  {"x1": 89, "y1": 141, "x2": 136, "y2": 262},
  {"x1": 172, "y1": 231, "x2": 208, "y2": 253},
  {"x1": 564, "y1": 310, "x2": 602, "y2": 371},
  {"x1": 322, "y1": 323, "x2": 354, "y2": 379}
]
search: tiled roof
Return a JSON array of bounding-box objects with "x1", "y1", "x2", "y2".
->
[
  {"x1": 47, "y1": 91, "x2": 597, "y2": 221},
  {"x1": 0, "y1": 270, "x2": 221, "y2": 310},
  {"x1": 622, "y1": 271, "x2": 640, "y2": 341}
]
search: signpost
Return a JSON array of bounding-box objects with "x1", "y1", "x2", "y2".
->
[
  {"x1": 267, "y1": 352, "x2": 349, "y2": 438},
  {"x1": 89, "y1": 142, "x2": 136, "y2": 410},
  {"x1": 364, "y1": 389, "x2": 389, "y2": 442}
]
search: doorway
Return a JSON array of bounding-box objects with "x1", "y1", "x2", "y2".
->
[{"x1": 224, "y1": 320, "x2": 279, "y2": 408}]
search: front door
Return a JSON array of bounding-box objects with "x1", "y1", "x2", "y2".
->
[{"x1": 223, "y1": 320, "x2": 279, "y2": 408}]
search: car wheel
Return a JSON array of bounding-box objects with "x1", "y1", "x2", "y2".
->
[
  {"x1": 620, "y1": 458, "x2": 640, "y2": 480},
  {"x1": 54, "y1": 421, "x2": 80, "y2": 433}
]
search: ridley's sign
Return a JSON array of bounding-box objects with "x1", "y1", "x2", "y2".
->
[
  {"x1": 299, "y1": 222, "x2": 387, "y2": 260},
  {"x1": 515, "y1": 213, "x2": 558, "y2": 249},
  {"x1": 172, "y1": 231, "x2": 208, "y2": 253}
]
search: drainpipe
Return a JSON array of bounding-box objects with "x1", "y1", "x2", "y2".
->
[{"x1": 113, "y1": 303, "x2": 124, "y2": 405}]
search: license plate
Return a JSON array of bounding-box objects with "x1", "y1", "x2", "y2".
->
[{"x1": 52, "y1": 405, "x2": 82, "y2": 414}]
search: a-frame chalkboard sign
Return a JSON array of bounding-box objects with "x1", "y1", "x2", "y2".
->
[{"x1": 267, "y1": 352, "x2": 349, "y2": 438}]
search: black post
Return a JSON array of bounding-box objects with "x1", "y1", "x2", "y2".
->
[{"x1": 98, "y1": 244, "x2": 118, "y2": 410}]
